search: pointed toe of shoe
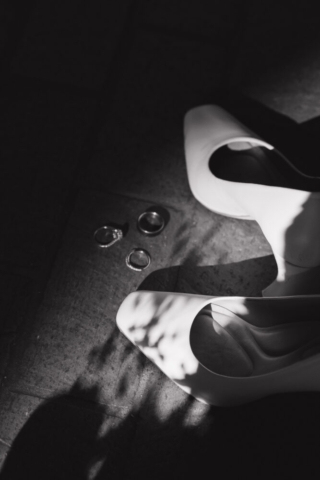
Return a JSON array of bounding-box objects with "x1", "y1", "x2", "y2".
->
[
  {"x1": 116, "y1": 291, "x2": 217, "y2": 400},
  {"x1": 117, "y1": 292, "x2": 320, "y2": 406}
]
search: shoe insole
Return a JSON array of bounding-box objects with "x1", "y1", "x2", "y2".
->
[
  {"x1": 190, "y1": 305, "x2": 320, "y2": 377},
  {"x1": 209, "y1": 145, "x2": 320, "y2": 192}
]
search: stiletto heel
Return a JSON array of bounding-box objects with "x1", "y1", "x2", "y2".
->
[
  {"x1": 184, "y1": 105, "x2": 320, "y2": 296},
  {"x1": 117, "y1": 291, "x2": 320, "y2": 406},
  {"x1": 263, "y1": 255, "x2": 320, "y2": 297}
]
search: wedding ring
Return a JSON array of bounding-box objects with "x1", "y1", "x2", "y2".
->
[
  {"x1": 94, "y1": 225, "x2": 123, "y2": 248},
  {"x1": 137, "y1": 211, "x2": 165, "y2": 236},
  {"x1": 126, "y1": 248, "x2": 151, "y2": 271}
]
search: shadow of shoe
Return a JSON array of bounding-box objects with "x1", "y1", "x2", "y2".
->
[{"x1": 138, "y1": 256, "x2": 277, "y2": 297}]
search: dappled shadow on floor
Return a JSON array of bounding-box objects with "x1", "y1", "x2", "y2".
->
[
  {"x1": 2, "y1": 372, "x2": 320, "y2": 479},
  {"x1": 1, "y1": 369, "x2": 319, "y2": 479},
  {"x1": 2, "y1": 261, "x2": 320, "y2": 479}
]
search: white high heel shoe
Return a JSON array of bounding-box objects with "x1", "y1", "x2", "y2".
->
[
  {"x1": 184, "y1": 105, "x2": 320, "y2": 297},
  {"x1": 117, "y1": 290, "x2": 320, "y2": 406}
]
